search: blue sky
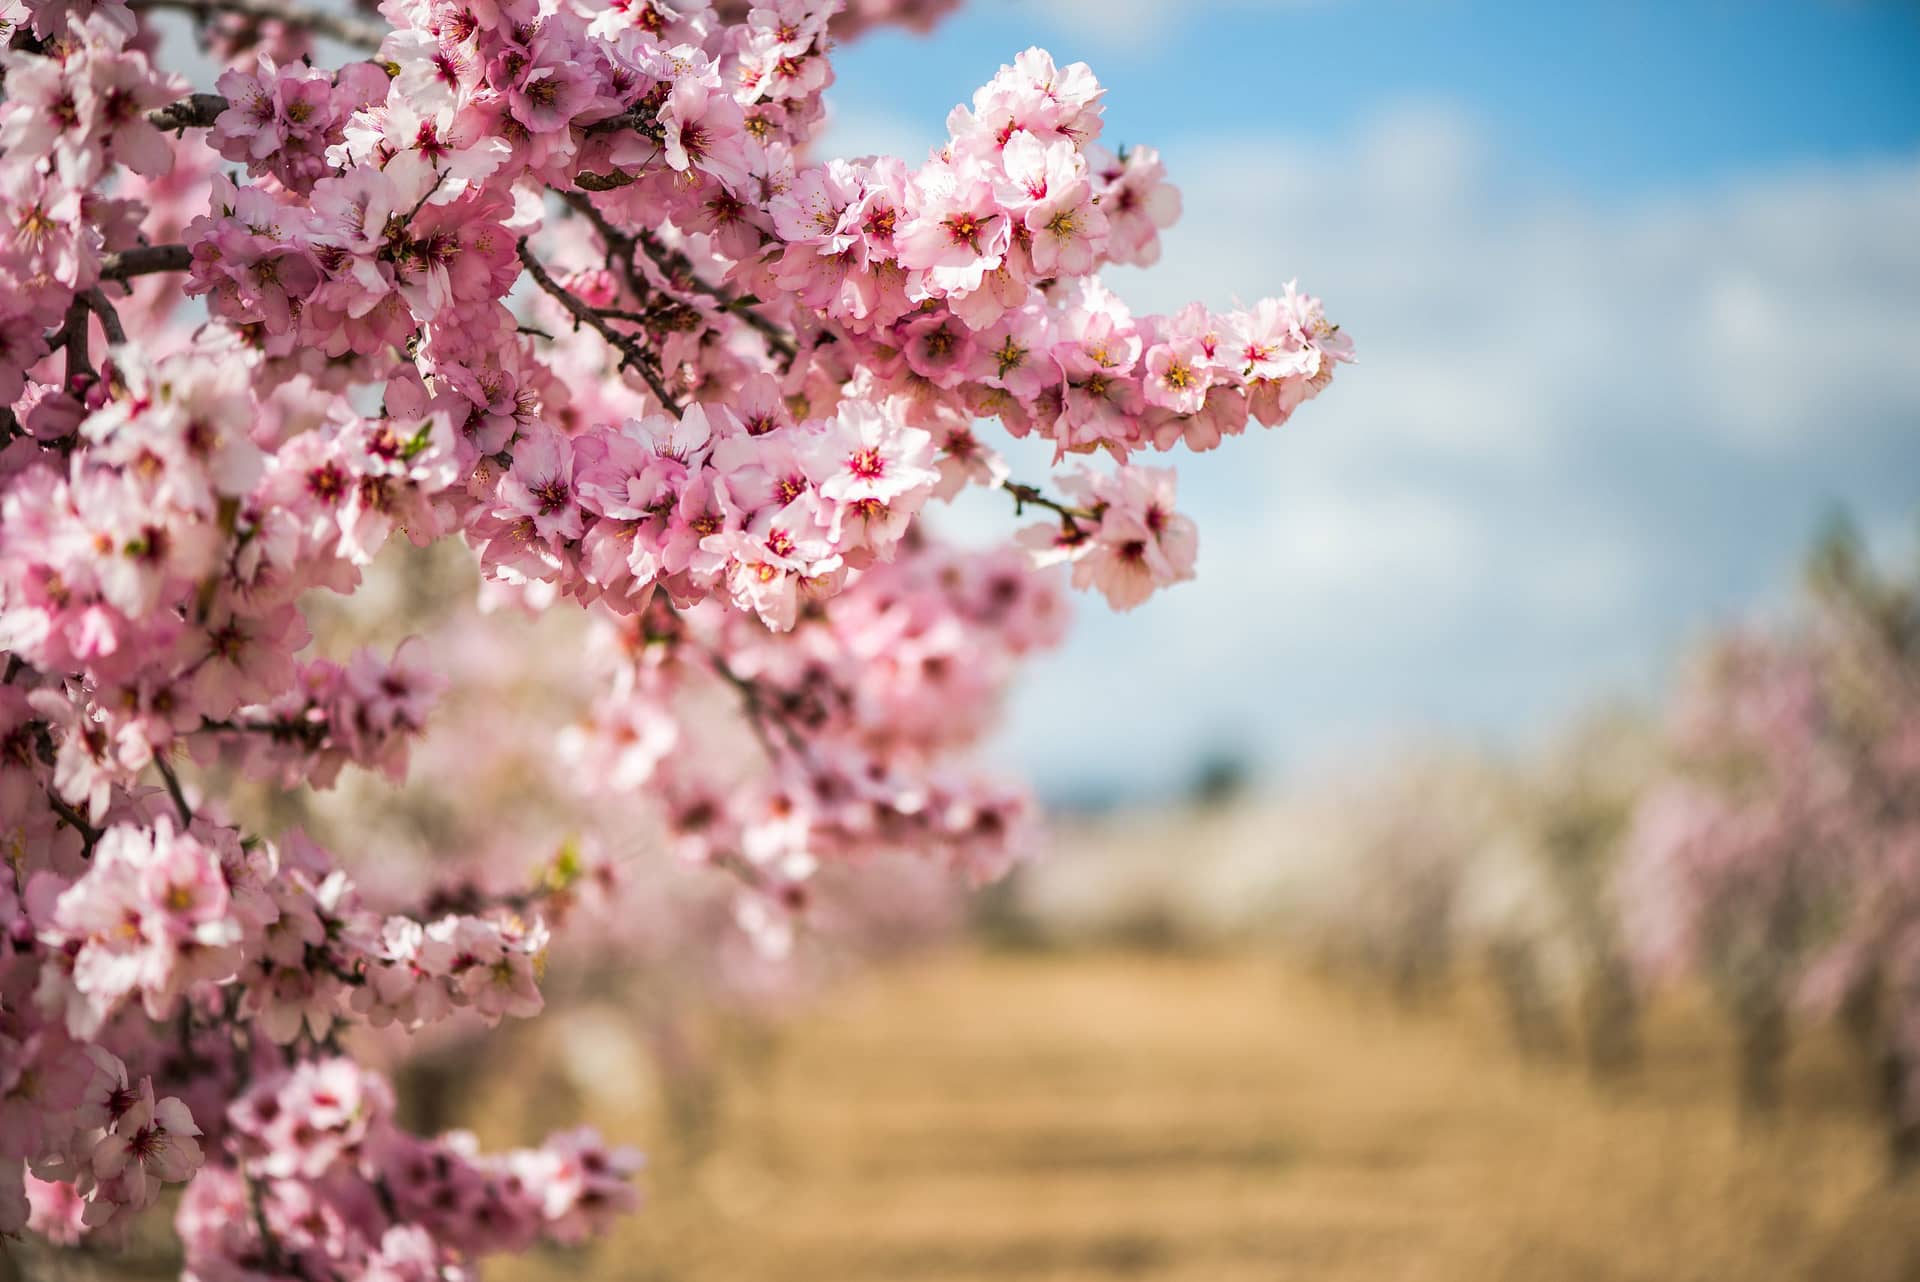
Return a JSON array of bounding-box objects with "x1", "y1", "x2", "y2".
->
[
  {"x1": 832, "y1": 2, "x2": 1920, "y2": 197},
  {"x1": 819, "y1": 1, "x2": 1920, "y2": 803}
]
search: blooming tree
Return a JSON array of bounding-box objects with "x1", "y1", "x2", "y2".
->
[
  {"x1": 0, "y1": 0, "x2": 1352, "y2": 1270},
  {"x1": 1621, "y1": 527, "x2": 1920, "y2": 1166},
  {"x1": 1795, "y1": 529, "x2": 1920, "y2": 1172},
  {"x1": 1620, "y1": 632, "x2": 1853, "y2": 1120},
  {"x1": 1522, "y1": 709, "x2": 1656, "y2": 1078}
]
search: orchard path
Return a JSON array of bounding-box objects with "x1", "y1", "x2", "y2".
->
[{"x1": 500, "y1": 952, "x2": 1920, "y2": 1282}]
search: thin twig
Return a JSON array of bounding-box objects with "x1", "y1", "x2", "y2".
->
[
  {"x1": 46, "y1": 791, "x2": 101, "y2": 858},
  {"x1": 556, "y1": 187, "x2": 798, "y2": 361},
  {"x1": 593, "y1": 307, "x2": 663, "y2": 326},
  {"x1": 244, "y1": 1168, "x2": 287, "y2": 1271},
  {"x1": 712, "y1": 848, "x2": 769, "y2": 892},
  {"x1": 704, "y1": 650, "x2": 808, "y2": 759},
  {"x1": 516, "y1": 236, "x2": 685, "y2": 417},
  {"x1": 638, "y1": 230, "x2": 799, "y2": 359},
  {"x1": 556, "y1": 188, "x2": 646, "y2": 283},
  {"x1": 1002, "y1": 481, "x2": 1097, "y2": 529},
  {"x1": 130, "y1": 0, "x2": 386, "y2": 47},
  {"x1": 371, "y1": 1176, "x2": 402, "y2": 1222},
  {"x1": 196, "y1": 714, "x2": 328, "y2": 749},
  {"x1": 155, "y1": 756, "x2": 196, "y2": 829}
]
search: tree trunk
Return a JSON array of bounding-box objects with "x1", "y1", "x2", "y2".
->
[
  {"x1": 1877, "y1": 1039, "x2": 1920, "y2": 1178},
  {"x1": 1580, "y1": 950, "x2": 1641, "y2": 1080},
  {"x1": 1834, "y1": 970, "x2": 1918, "y2": 1179},
  {"x1": 1734, "y1": 987, "x2": 1787, "y2": 1123},
  {"x1": 1487, "y1": 938, "x2": 1568, "y2": 1060}
]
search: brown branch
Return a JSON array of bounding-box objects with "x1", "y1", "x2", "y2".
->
[
  {"x1": 57, "y1": 299, "x2": 93, "y2": 383},
  {"x1": 516, "y1": 237, "x2": 685, "y2": 418},
  {"x1": 592, "y1": 307, "x2": 660, "y2": 326},
  {"x1": 1003, "y1": 481, "x2": 1097, "y2": 530},
  {"x1": 535, "y1": 108, "x2": 661, "y2": 187},
  {"x1": 147, "y1": 92, "x2": 229, "y2": 131},
  {"x1": 46, "y1": 790, "x2": 102, "y2": 858},
  {"x1": 557, "y1": 188, "x2": 645, "y2": 275},
  {"x1": 100, "y1": 244, "x2": 192, "y2": 281},
  {"x1": 155, "y1": 756, "x2": 196, "y2": 829},
  {"x1": 130, "y1": 0, "x2": 386, "y2": 47},
  {"x1": 574, "y1": 169, "x2": 638, "y2": 192},
  {"x1": 712, "y1": 848, "x2": 769, "y2": 892},
  {"x1": 558, "y1": 188, "x2": 798, "y2": 360},
  {"x1": 243, "y1": 1168, "x2": 287, "y2": 1272},
  {"x1": 583, "y1": 108, "x2": 659, "y2": 137},
  {"x1": 81, "y1": 289, "x2": 128, "y2": 346},
  {"x1": 636, "y1": 230, "x2": 798, "y2": 359},
  {"x1": 706, "y1": 652, "x2": 791, "y2": 760},
  {"x1": 194, "y1": 711, "x2": 332, "y2": 755}
]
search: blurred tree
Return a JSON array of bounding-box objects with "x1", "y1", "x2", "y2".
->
[
  {"x1": 1532, "y1": 708, "x2": 1656, "y2": 1079},
  {"x1": 1801, "y1": 517, "x2": 1920, "y2": 1173},
  {"x1": 1189, "y1": 746, "x2": 1255, "y2": 809},
  {"x1": 1623, "y1": 513, "x2": 1920, "y2": 1165}
]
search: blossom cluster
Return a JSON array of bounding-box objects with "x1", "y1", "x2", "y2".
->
[
  {"x1": 0, "y1": 1035, "x2": 202, "y2": 1237},
  {"x1": 174, "y1": 1059, "x2": 638, "y2": 1278},
  {"x1": 0, "y1": 0, "x2": 1350, "y2": 1269},
  {"x1": 557, "y1": 537, "x2": 1069, "y2": 951},
  {"x1": 0, "y1": 11, "x2": 182, "y2": 406}
]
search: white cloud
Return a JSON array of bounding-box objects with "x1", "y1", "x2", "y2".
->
[
  {"x1": 1128, "y1": 109, "x2": 1920, "y2": 458},
  {"x1": 985, "y1": 107, "x2": 1920, "y2": 796}
]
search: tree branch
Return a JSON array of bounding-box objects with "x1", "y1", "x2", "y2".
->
[
  {"x1": 130, "y1": 0, "x2": 387, "y2": 47},
  {"x1": 1003, "y1": 481, "x2": 1097, "y2": 529},
  {"x1": 557, "y1": 188, "x2": 798, "y2": 361},
  {"x1": 583, "y1": 108, "x2": 660, "y2": 137},
  {"x1": 574, "y1": 169, "x2": 638, "y2": 192},
  {"x1": 57, "y1": 298, "x2": 94, "y2": 383},
  {"x1": 155, "y1": 756, "x2": 196, "y2": 829},
  {"x1": 195, "y1": 714, "x2": 328, "y2": 749},
  {"x1": 100, "y1": 244, "x2": 193, "y2": 282},
  {"x1": 636, "y1": 230, "x2": 799, "y2": 360},
  {"x1": 147, "y1": 92, "x2": 229, "y2": 131},
  {"x1": 516, "y1": 237, "x2": 686, "y2": 418},
  {"x1": 81, "y1": 289, "x2": 128, "y2": 346},
  {"x1": 148, "y1": 90, "x2": 659, "y2": 141},
  {"x1": 46, "y1": 790, "x2": 102, "y2": 858},
  {"x1": 244, "y1": 1168, "x2": 287, "y2": 1272},
  {"x1": 705, "y1": 650, "x2": 801, "y2": 760}
]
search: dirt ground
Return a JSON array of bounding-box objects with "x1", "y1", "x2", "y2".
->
[{"x1": 490, "y1": 951, "x2": 1920, "y2": 1282}]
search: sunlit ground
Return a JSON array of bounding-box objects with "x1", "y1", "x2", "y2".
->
[{"x1": 480, "y1": 948, "x2": 1920, "y2": 1282}]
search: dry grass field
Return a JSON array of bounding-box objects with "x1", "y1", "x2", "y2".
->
[{"x1": 487, "y1": 951, "x2": 1920, "y2": 1282}]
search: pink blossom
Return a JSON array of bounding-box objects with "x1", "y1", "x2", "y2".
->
[
  {"x1": 1089, "y1": 143, "x2": 1180, "y2": 267},
  {"x1": 88, "y1": 1080, "x2": 203, "y2": 1215},
  {"x1": 805, "y1": 401, "x2": 938, "y2": 508},
  {"x1": 0, "y1": 11, "x2": 1352, "y2": 1267},
  {"x1": 660, "y1": 69, "x2": 751, "y2": 191},
  {"x1": 896, "y1": 160, "x2": 1011, "y2": 298},
  {"x1": 496, "y1": 423, "x2": 585, "y2": 542}
]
